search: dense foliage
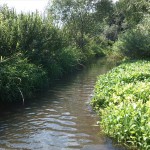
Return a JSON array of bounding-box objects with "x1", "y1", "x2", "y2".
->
[
  {"x1": 0, "y1": 0, "x2": 150, "y2": 149},
  {"x1": 0, "y1": 5, "x2": 91, "y2": 103},
  {"x1": 89, "y1": 1, "x2": 150, "y2": 149},
  {"x1": 1, "y1": 0, "x2": 122, "y2": 103},
  {"x1": 0, "y1": 55, "x2": 48, "y2": 103},
  {"x1": 112, "y1": 15, "x2": 150, "y2": 58},
  {"x1": 91, "y1": 61, "x2": 150, "y2": 149}
]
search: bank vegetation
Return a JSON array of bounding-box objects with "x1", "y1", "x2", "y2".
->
[
  {"x1": 0, "y1": 1, "x2": 150, "y2": 149},
  {"x1": 91, "y1": 0, "x2": 150, "y2": 149}
]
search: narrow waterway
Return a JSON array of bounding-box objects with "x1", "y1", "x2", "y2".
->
[{"x1": 0, "y1": 58, "x2": 125, "y2": 150}]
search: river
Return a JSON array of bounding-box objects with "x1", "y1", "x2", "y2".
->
[{"x1": 0, "y1": 58, "x2": 126, "y2": 150}]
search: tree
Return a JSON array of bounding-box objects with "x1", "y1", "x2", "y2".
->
[
  {"x1": 47, "y1": 0, "x2": 95, "y2": 51},
  {"x1": 94, "y1": 0, "x2": 114, "y2": 23},
  {"x1": 116, "y1": 0, "x2": 150, "y2": 27}
]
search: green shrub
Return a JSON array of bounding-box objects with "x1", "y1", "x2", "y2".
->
[
  {"x1": 103, "y1": 24, "x2": 118, "y2": 41},
  {"x1": 0, "y1": 6, "x2": 65, "y2": 65},
  {"x1": 0, "y1": 5, "x2": 110, "y2": 103},
  {"x1": 110, "y1": 39, "x2": 125, "y2": 59},
  {"x1": 112, "y1": 15, "x2": 150, "y2": 59},
  {"x1": 0, "y1": 55, "x2": 48, "y2": 103},
  {"x1": 85, "y1": 35, "x2": 111, "y2": 58},
  {"x1": 91, "y1": 60, "x2": 150, "y2": 149},
  {"x1": 59, "y1": 46, "x2": 82, "y2": 73}
]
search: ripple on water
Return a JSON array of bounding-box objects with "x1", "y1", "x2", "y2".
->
[{"x1": 59, "y1": 115, "x2": 77, "y2": 120}]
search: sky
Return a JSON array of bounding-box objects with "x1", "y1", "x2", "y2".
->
[
  {"x1": 0, "y1": 0, "x2": 49, "y2": 13},
  {"x1": 0, "y1": 0, "x2": 119, "y2": 13}
]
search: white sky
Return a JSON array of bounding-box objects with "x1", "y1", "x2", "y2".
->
[
  {"x1": 0, "y1": 0, "x2": 118, "y2": 13},
  {"x1": 0, "y1": 0, "x2": 49, "y2": 13}
]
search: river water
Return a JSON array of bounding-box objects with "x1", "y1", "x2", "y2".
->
[{"x1": 0, "y1": 58, "x2": 125, "y2": 150}]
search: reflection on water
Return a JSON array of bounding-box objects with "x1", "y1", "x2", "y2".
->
[{"x1": 0, "y1": 58, "x2": 125, "y2": 150}]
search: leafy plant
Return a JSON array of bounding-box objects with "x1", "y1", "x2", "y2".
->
[
  {"x1": 112, "y1": 15, "x2": 150, "y2": 59},
  {"x1": 0, "y1": 55, "x2": 48, "y2": 103},
  {"x1": 91, "y1": 60, "x2": 150, "y2": 149}
]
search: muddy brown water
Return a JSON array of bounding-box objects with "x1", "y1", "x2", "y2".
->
[{"x1": 0, "y1": 58, "x2": 126, "y2": 150}]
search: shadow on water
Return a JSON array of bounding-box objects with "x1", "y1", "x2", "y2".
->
[{"x1": 0, "y1": 57, "x2": 126, "y2": 150}]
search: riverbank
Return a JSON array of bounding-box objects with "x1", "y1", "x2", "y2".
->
[
  {"x1": 0, "y1": 6, "x2": 105, "y2": 105},
  {"x1": 0, "y1": 55, "x2": 48, "y2": 104},
  {"x1": 91, "y1": 60, "x2": 150, "y2": 149},
  {"x1": 0, "y1": 52, "x2": 100, "y2": 104}
]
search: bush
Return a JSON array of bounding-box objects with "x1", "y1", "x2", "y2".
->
[
  {"x1": 91, "y1": 60, "x2": 150, "y2": 149},
  {"x1": 0, "y1": 6, "x2": 65, "y2": 66},
  {"x1": 103, "y1": 24, "x2": 118, "y2": 41},
  {"x1": 59, "y1": 46, "x2": 82, "y2": 73},
  {"x1": 85, "y1": 35, "x2": 111, "y2": 57},
  {"x1": 0, "y1": 5, "x2": 109, "y2": 104},
  {"x1": 112, "y1": 15, "x2": 150, "y2": 58},
  {"x1": 0, "y1": 55, "x2": 48, "y2": 103}
]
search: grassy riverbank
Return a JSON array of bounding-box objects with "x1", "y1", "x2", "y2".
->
[{"x1": 91, "y1": 60, "x2": 150, "y2": 149}]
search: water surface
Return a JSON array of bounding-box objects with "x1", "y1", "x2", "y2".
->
[{"x1": 0, "y1": 58, "x2": 125, "y2": 150}]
